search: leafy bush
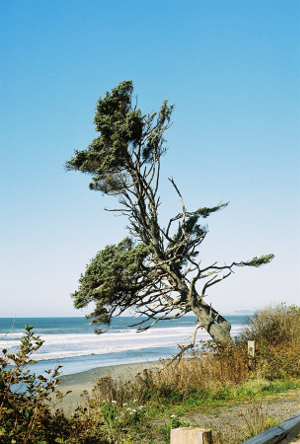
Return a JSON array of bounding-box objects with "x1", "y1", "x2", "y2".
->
[
  {"x1": 0, "y1": 325, "x2": 107, "y2": 444},
  {"x1": 242, "y1": 303, "x2": 300, "y2": 347},
  {"x1": 240, "y1": 303, "x2": 300, "y2": 380}
]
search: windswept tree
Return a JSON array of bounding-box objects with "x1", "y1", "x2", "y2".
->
[{"x1": 66, "y1": 80, "x2": 274, "y2": 347}]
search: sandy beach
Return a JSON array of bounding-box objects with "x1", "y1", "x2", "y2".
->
[{"x1": 51, "y1": 361, "x2": 159, "y2": 413}]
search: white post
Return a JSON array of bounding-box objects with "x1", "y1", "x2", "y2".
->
[
  {"x1": 248, "y1": 340, "x2": 255, "y2": 357},
  {"x1": 170, "y1": 427, "x2": 212, "y2": 444},
  {"x1": 248, "y1": 340, "x2": 255, "y2": 368}
]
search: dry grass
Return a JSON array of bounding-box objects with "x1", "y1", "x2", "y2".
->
[
  {"x1": 90, "y1": 342, "x2": 250, "y2": 408},
  {"x1": 137, "y1": 341, "x2": 250, "y2": 393},
  {"x1": 90, "y1": 304, "x2": 300, "y2": 408},
  {"x1": 241, "y1": 303, "x2": 300, "y2": 347},
  {"x1": 240, "y1": 303, "x2": 300, "y2": 380},
  {"x1": 212, "y1": 401, "x2": 278, "y2": 444}
]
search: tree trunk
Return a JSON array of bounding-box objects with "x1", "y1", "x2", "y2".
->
[
  {"x1": 161, "y1": 261, "x2": 232, "y2": 344},
  {"x1": 192, "y1": 303, "x2": 232, "y2": 343}
]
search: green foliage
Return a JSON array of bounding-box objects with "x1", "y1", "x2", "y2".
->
[
  {"x1": 72, "y1": 237, "x2": 152, "y2": 330},
  {"x1": 65, "y1": 80, "x2": 173, "y2": 195},
  {"x1": 240, "y1": 303, "x2": 300, "y2": 380},
  {"x1": 241, "y1": 303, "x2": 300, "y2": 347},
  {"x1": 195, "y1": 203, "x2": 229, "y2": 219},
  {"x1": 166, "y1": 202, "x2": 232, "y2": 273},
  {"x1": 0, "y1": 325, "x2": 109, "y2": 444},
  {"x1": 0, "y1": 325, "x2": 68, "y2": 443},
  {"x1": 245, "y1": 254, "x2": 275, "y2": 267}
]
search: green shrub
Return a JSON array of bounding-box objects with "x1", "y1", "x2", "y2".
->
[
  {"x1": 240, "y1": 303, "x2": 300, "y2": 380},
  {"x1": 0, "y1": 325, "x2": 107, "y2": 444},
  {"x1": 241, "y1": 303, "x2": 300, "y2": 347}
]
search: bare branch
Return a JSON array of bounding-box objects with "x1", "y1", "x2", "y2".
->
[{"x1": 168, "y1": 322, "x2": 202, "y2": 364}]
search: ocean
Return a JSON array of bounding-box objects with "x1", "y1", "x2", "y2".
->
[{"x1": 0, "y1": 315, "x2": 248, "y2": 376}]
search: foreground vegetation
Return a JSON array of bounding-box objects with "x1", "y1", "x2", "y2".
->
[{"x1": 1, "y1": 303, "x2": 300, "y2": 443}]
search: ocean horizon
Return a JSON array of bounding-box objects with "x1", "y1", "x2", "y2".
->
[{"x1": 0, "y1": 315, "x2": 250, "y2": 376}]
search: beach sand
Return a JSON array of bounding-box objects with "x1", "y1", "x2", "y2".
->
[{"x1": 51, "y1": 361, "x2": 159, "y2": 413}]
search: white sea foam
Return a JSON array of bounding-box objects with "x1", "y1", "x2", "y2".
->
[{"x1": 3, "y1": 323, "x2": 243, "y2": 361}]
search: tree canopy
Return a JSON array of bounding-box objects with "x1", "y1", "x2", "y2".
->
[{"x1": 66, "y1": 80, "x2": 274, "y2": 346}]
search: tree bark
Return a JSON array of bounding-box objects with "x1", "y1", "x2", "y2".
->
[
  {"x1": 193, "y1": 304, "x2": 232, "y2": 343},
  {"x1": 188, "y1": 282, "x2": 232, "y2": 343}
]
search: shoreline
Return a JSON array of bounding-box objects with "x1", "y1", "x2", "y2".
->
[{"x1": 51, "y1": 360, "x2": 159, "y2": 413}]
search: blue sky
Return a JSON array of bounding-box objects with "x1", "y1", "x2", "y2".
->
[{"x1": 1, "y1": 0, "x2": 299, "y2": 317}]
